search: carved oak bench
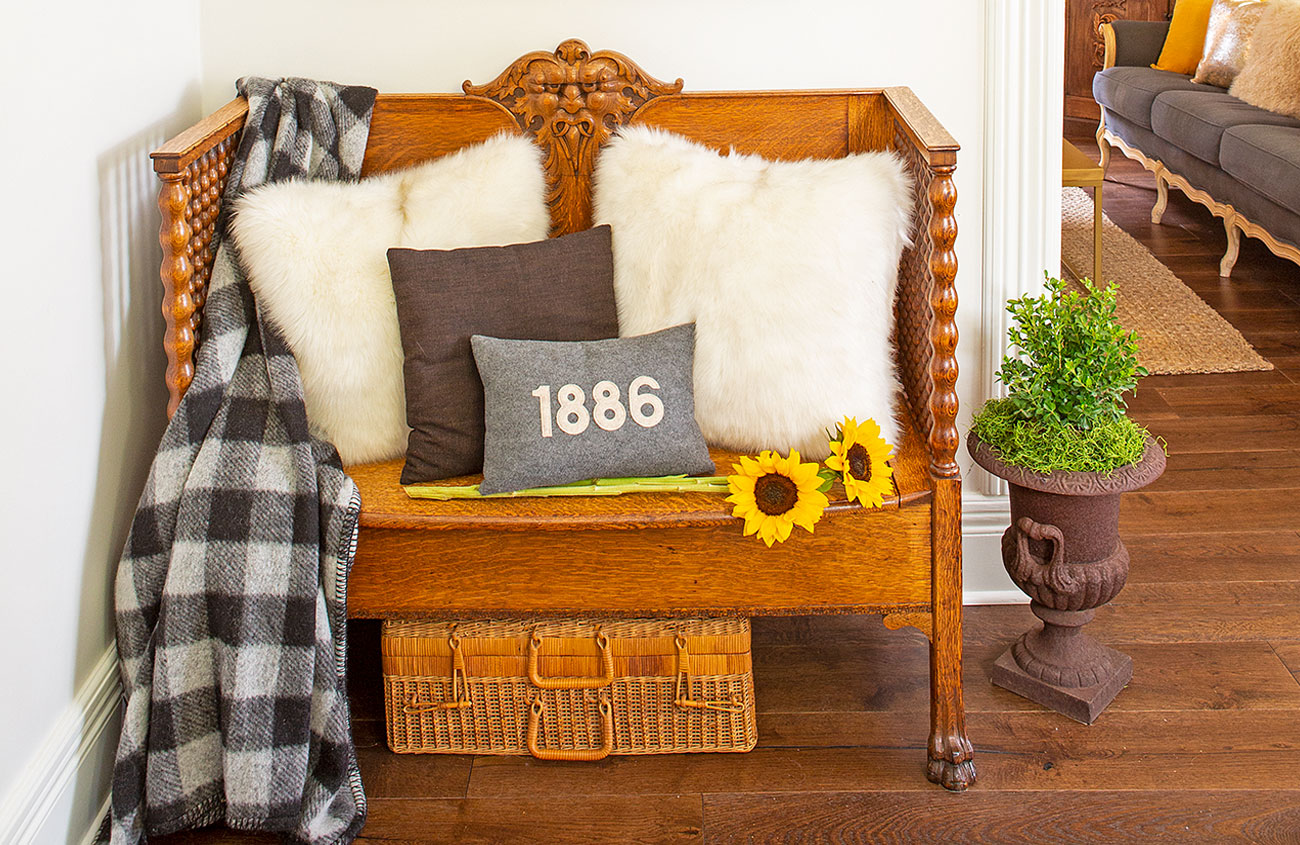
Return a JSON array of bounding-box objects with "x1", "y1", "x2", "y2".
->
[{"x1": 149, "y1": 40, "x2": 974, "y2": 790}]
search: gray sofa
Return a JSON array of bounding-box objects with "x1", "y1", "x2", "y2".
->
[{"x1": 1093, "y1": 20, "x2": 1300, "y2": 276}]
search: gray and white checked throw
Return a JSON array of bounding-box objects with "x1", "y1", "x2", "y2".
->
[{"x1": 111, "y1": 77, "x2": 376, "y2": 844}]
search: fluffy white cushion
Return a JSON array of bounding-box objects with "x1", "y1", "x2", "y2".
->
[
  {"x1": 231, "y1": 133, "x2": 549, "y2": 465},
  {"x1": 1229, "y1": 0, "x2": 1300, "y2": 120},
  {"x1": 593, "y1": 126, "x2": 912, "y2": 457}
]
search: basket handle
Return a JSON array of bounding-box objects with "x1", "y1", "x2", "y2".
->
[
  {"x1": 527, "y1": 629, "x2": 615, "y2": 690},
  {"x1": 527, "y1": 697, "x2": 614, "y2": 761}
]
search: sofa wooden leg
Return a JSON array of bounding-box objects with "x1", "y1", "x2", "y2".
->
[
  {"x1": 1096, "y1": 125, "x2": 1110, "y2": 174},
  {"x1": 927, "y1": 477, "x2": 975, "y2": 791},
  {"x1": 1221, "y1": 215, "x2": 1241, "y2": 277},
  {"x1": 1151, "y1": 167, "x2": 1169, "y2": 224}
]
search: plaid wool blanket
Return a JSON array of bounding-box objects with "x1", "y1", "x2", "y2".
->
[{"x1": 111, "y1": 78, "x2": 377, "y2": 843}]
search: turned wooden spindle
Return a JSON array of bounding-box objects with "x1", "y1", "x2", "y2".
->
[
  {"x1": 157, "y1": 173, "x2": 195, "y2": 417},
  {"x1": 151, "y1": 100, "x2": 246, "y2": 416},
  {"x1": 927, "y1": 164, "x2": 960, "y2": 480}
]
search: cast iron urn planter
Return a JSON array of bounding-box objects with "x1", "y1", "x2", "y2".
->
[{"x1": 968, "y1": 431, "x2": 1166, "y2": 723}]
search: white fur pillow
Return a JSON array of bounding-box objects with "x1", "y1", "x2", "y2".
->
[
  {"x1": 231, "y1": 133, "x2": 549, "y2": 465},
  {"x1": 1229, "y1": 0, "x2": 1300, "y2": 120},
  {"x1": 593, "y1": 126, "x2": 912, "y2": 457}
]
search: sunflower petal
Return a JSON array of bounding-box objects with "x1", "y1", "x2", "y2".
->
[
  {"x1": 790, "y1": 461, "x2": 819, "y2": 486},
  {"x1": 728, "y1": 498, "x2": 755, "y2": 516},
  {"x1": 728, "y1": 474, "x2": 756, "y2": 494}
]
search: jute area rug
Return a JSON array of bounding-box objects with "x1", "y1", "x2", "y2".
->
[{"x1": 1061, "y1": 186, "x2": 1272, "y2": 375}]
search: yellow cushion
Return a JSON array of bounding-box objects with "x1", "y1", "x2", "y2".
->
[{"x1": 1153, "y1": 0, "x2": 1216, "y2": 73}]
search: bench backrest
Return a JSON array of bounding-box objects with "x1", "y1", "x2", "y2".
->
[{"x1": 150, "y1": 39, "x2": 960, "y2": 478}]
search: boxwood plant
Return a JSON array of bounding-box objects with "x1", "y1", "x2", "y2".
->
[{"x1": 971, "y1": 274, "x2": 1153, "y2": 473}]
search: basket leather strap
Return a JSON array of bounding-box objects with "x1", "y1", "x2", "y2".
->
[
  {"x1": 673, "y1": 634, "x2": 744, "y2": 714},
  {"x1": 403, "y1": 632, "x2": 472, "y2": 713}
]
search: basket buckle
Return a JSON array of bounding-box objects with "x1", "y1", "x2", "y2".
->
[
  {"x1": 403, "y1": 631, "x2": 472, "y2": 713},
  {"x1": 673, "y1": 634, "x2": 744, "y2": 714}
]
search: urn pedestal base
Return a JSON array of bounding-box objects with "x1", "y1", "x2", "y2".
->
[{"x1": 992, "y1": 637, "x2": 1132, "y2": 725}]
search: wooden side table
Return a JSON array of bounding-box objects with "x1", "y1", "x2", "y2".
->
[{"x1": 1063, "y1": 139, "x2": 1104, "y2": 283}]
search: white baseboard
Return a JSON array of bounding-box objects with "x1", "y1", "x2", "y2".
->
[
  {"x1": 76, "y1": 796, "x2": 111, "y2": 845},
  {"x1": 0, "y1": 646, "x2": 120, "y2": 845},
  {"x1": 962, "y1": 490, "x2": 1012, "y2": 536},
  {"x1": 961, "y1": 491, "x2": 1027, "y2": 604},
  {"x1": 964, "y1": 589, "x2": 1030, "y2": 605}
]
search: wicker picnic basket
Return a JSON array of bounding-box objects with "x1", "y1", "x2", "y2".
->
[{"x1": 381, "y1": 617, "x2": 757, "y2": 758}]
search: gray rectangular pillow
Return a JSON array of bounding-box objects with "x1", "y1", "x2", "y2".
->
[{"x1": 471, "y1": 324, "x2": 715, "y2": 494}]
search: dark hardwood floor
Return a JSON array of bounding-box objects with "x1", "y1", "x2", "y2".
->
[{"x1": 156, "y1": 121, "x2": 1300, "y2": 843}]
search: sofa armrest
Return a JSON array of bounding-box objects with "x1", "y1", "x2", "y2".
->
[{"x1": 1104, "y1": 20, "x2": 1171, "y2": 69}]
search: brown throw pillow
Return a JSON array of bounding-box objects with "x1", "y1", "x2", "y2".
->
[
  {"x1": 389, "y1": 225, "x2": 620, "y2": 484},
  {"x1": 1229, "y1": 0, "x2": 1300, "y2": 119}
]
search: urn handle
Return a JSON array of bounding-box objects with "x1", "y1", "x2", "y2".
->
[{"x1": 1014, "y1": 516, "x2": 1077, "y2": 595}]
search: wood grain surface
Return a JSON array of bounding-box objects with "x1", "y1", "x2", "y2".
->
[
  {"x1": 347, "y1": 506, "x2": 933, "y2": 618},
  {"x1": 704, "y1": 791, "x2": 1300, "y2": 844},
  {"x1": 360, "y1": 95, "x2": 517, "y2": 175}
]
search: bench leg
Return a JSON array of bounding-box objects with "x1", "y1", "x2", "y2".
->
[{"x1": 927, "y1": 477, "x2": 975, "y2": 790}]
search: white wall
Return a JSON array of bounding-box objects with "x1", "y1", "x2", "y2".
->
[{"x1": 0, "y1": 1, "x2": 202, "y2": 842}]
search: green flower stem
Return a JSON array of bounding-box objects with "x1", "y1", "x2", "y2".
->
[{"x1": 404, "y1": 476, "x2": 731, "y2": 501}]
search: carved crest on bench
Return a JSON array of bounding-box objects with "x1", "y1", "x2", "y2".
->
[{"x1": 464, "y1": 39, "x2": 684, "y2": 233}]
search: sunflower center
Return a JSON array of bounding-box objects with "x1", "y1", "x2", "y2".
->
[
  {"x1": 846, "y1": 443, "x2": 872, "y2": 481},
  {"x1": 754, "y1": 473, "x2": 798, "y2": 515}
]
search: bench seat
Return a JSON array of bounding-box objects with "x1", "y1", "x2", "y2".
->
[{"x1": 345, "y1": 406, "x2": 936, "y2": 619}]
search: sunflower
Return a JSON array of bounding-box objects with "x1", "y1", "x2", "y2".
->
[
  {"x1": 825, "y1": 417, "x2": 895, "y2": 508},
  {"x1": 726, "y1": 450, "x2": 829, "y2": 546}
]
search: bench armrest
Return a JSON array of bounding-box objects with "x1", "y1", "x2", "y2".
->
[
  {"x1": 151, "y1": 98, "x2": 249, "y2": 415},
  {"x1": 1103, "y1": 20, "x2": 1171, "y2": 70},
  {"x1": 883, "y1": 88, "x2": 960, "y2": 479}
]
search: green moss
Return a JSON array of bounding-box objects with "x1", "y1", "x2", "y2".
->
[{"x1": 971, "y1": 398, "x2": 1150, "y2": 473}]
